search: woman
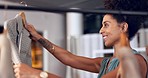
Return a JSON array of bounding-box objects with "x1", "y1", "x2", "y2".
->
[{"x1": 14, "y1": 0, "x2": 148, "y2": 78}]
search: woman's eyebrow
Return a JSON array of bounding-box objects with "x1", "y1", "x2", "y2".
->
[{"x1": 102, "y1": 21, "x2": 111, "y2": 24}]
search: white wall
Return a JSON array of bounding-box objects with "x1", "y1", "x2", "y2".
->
[{"x1": 0, "y1": 9, "x2": 66, "y2": 78}]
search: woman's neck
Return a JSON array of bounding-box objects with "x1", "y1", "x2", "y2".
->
[{"x1": 113, "y1": 40, "x2": 131, "y2": 57}]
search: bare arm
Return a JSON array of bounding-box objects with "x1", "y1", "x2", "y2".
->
[
  {"x1": 116, "y1": 47, "x2": 142, "y2": 78},
  {"x1": 116, "y1": 33, "x2": 145, "y2": 78},
  {"x1": 38, "y1": 37, "x2": 102, "y2": 72},
  {"x1": 25, "y1": 24, "x2": 103, "y2": 73},
  {"x1": 14, "y1": 63, "x2": 61, "y2": 78}
]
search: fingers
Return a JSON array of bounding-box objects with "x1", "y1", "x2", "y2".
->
[
  {"x1": 24, "y1": 24, "x2": 37, "y2": 35},
  {"x1": 13, "y1": 64, "x2": 21, "y2": 78},
  {"x1": 24, "y1": 23, "x2": 33, "y2": 32},
  {"x1": 13, "y1": 63, "x2": 41, "y2": 78},
  {"x1": 24, "y1": 23, "x2": 42, "y2": 41},
  {"x1": 13, "y1": 64, "x2": 20, "y2": 68},
  {"x1": 24, "y1": 24, "x2": 37, "y2": 39},
  {"x1": 15, "y1": 72, "x2": 21, "y2": 78}
]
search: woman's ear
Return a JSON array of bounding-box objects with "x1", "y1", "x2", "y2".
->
[{"x1": 121, "y1": 22, "x2": 128, "y2": 33}]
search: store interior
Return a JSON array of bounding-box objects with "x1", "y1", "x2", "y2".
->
[{"x1": 0, "y1": 0, "x2": 147, "y2": 78}]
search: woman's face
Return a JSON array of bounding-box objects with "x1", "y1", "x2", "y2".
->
[{"x1": 100, "y1": 14, "x2": 123, "y2": 47}]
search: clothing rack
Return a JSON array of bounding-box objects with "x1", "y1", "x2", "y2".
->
[{"x1": 0, "y1": 4, "x2": 148, "y2": 16}]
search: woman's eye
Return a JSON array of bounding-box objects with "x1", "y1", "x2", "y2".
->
[{"x1": 104, "y1": 24, "x2": 109, "y2": 27}]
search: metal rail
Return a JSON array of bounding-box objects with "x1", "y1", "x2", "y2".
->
[{"x1": 0, "y1": 5, "x2": 148, "y2": 16}]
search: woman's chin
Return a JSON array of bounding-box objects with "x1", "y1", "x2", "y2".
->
[{"x1": 105, "y1": 43, "x2": 112, "y2": 47}]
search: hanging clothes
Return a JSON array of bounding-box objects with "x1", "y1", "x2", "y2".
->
[
  {"x1": 4, "y1": 14, "x2": 32, "y2": 66},
  {"x1": 0, "y1": 27, "x2": 15, "y2": 78}
]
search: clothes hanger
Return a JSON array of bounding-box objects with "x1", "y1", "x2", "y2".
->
[
  {"x1": 18, "y1": 11, "x2": 27, "y2": 27},
  {"x1": 18, "y1": 0, "x2": 28, "y2": 26}
]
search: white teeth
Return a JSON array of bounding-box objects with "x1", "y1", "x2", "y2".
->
[{"x1": 103, "y1": 36, "x2": 107, "y2": 39}]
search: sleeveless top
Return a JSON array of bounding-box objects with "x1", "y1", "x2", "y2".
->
[{"x1": 97, "y1": 50, "x2": 140, "y2": 78}]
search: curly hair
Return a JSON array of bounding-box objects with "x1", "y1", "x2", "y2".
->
[{"x1": 104, "y1": 0, "x2": 148, "y2": 40}]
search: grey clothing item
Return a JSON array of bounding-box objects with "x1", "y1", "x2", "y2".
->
[{"x1": 4, "y1": 14, "x2": 32, "y2": 66}]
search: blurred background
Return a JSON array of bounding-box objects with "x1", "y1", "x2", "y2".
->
[{"x1": 0, "y1": 0, "x2": 147, "y2": 78}]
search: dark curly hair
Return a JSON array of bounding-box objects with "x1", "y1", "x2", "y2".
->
[{"x1": 104, "y1": 0, "x2": 148, "y2": 40}]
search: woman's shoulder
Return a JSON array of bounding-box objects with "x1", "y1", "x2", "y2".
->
[
  {"x1": 134, "y1": 54, "x2": 147, "y2": 78},
  {"x1": 136, "y1": 53, "x2": 147, "y2": 63},
  {"x1": 134, "y1": 54, "x2": 147, "y2": 64},
  {"x1": 132, "y1": 49, "x2": 147, "y2": 64}
]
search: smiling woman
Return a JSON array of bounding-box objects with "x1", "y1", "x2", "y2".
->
[
  {"x1": 97, "y1": 0, "x2": 147, "y2": 77},
  {"x1": 104, "y1": 0, "x2": 147, "y2": 40},
  {"x1": 13, "y1": 0, "x2": 148, "y2": 78}
]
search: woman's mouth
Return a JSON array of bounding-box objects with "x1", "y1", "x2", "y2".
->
[{"x1": 103, "y1": 35, "x2": 107, "y2": 41}]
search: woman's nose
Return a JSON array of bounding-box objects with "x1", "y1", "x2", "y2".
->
[{"x1": 99, "y1": 26, "x2": 104, "y2": 34}]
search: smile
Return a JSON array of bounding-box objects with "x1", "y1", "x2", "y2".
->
[{"x1": 103, "y1": 35, "x2": 107, "y2": 41}]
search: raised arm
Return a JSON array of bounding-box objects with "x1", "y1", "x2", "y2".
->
[
  {"x1": 24, "y1": 24, "x2": 103, "y2": 73},
  {"x1": 116, "y1": 33, "x2": 145, "y2": 78}
]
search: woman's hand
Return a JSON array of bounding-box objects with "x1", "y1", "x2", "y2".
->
[
  {"x1": 24, "y1": 24, "x2": 42, "y2": 41},
  {"x1": 13, "y1": 63, "x2": 41, "y2": 78}
]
